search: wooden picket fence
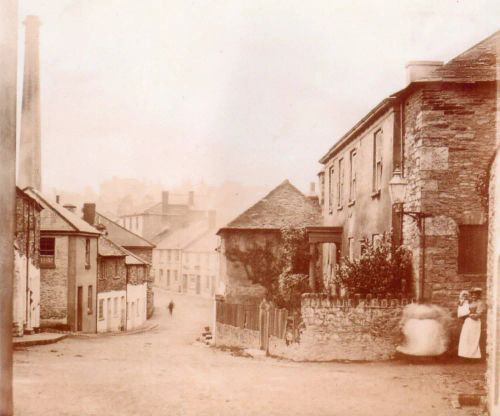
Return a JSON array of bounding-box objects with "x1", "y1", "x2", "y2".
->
[{"x1": 216, "y1": 301, "x2": 290, "y2": 350}]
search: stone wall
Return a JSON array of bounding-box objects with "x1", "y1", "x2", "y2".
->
[
  {"x1": 270, "y1": 293, "x2": 406, "y2": 361},
  {"x1": 98, "y1": 257, "x2": 127, "y2": 293},
  {"x1": 126, "y1": 247, "x2": 154, "y2": 318},
  {"x1": 215, "y1": 322, "x2": 260, "y2": 350},
  {"x1": 219, "y1": 230, "x2": 277, "y2": 304},
  {"x1": 487, "y1": 149, "x2": 499, "y2": 414},
  {"x1": 40, "y1": 235, "x2": 69, "y2": 327},
  {"x1": 403, "y1": 82, "x2": 496, "y2": 306}
]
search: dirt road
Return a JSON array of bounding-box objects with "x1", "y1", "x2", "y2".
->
[{"x1": 13, "y1": 289, "x2": 485, "y2": 415}]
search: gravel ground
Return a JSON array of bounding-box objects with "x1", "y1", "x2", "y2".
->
[{"x1": 13, "y1": 289, "x2": 486, "y2": 416}]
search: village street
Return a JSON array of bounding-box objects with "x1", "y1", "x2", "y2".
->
[{"x1": 14, "y1": 288, "x2": 485, "y2": 416}]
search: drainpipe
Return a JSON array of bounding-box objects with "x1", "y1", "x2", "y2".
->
[{"x1": 0, "y1": 0, "x2": 18, "y2": 413}]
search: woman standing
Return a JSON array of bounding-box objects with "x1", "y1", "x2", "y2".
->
[{"x1": 458, "y1": 288, "x2": 485, "y2": 359}]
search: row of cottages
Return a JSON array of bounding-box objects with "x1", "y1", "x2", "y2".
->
[
  {"x1": 153, "y1": 217, "x2": 219, "y2": 297},
  {"x1": 81, "y1": 203, "x2": 156, "y2": 318},
  {"x1": 97, "y1": 237, "x2": 149, "y2": 332},
  {"x1": 317, "y1": 30, "x2": 498, "y2": 307},
  {"x1": 13, "y1": 187, "x2": 43, "y2": 336},
  {"x1": 26, "y1": 189, "x2": 100, "y2": 332},
  {"x1": 217, "y1": 180, "x2": 322, "y2": 305},
  {"x1": 23, "y1": 190, "x2": 151, "y2": 333}
]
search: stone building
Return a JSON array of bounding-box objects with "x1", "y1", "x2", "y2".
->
[
  {"x1": 96, "y1": 236, "x2": 149, "y2": 332},
  {"x1": 119, "y1": 190, "x2": 208, "y2": 241},
  {"x1": 153, "y1": 214, "x2": 217, "y2": 297},
  {"x1": 82, "y1": 203, "x2": 155, "y2": 318},
  {"x1": 318, "y1": 31, "x2": 498, "y2": 306},
  {"x1": 27, "y1": 190, "x2": 100, "y2": 332},
  {"x1": 217, "y1": 180, "x2": 321, "y2": 304},
  {"x1": 97, "y1": 237, "x2": 127, "y2": 333},
  {"x1": 13, "y1": 187, "x2": 43, "y2": 336},
  {"x1": 487, "y1": 147, "x2": 499, "y2": 415},
  {"x1": 181, "y1": 231, "x2": 219, "y2": 298}
]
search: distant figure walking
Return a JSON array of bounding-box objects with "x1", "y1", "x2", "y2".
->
[{"x1": 168, "y1": 300, "x2": 175, "y2": 317}]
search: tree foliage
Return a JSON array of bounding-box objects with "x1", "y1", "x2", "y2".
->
[{"x1": 334, "y1": 234, "x2": 413, "y2": 296}]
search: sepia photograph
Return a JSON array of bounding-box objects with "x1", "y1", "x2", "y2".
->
[{"x1": 0, "y1": 1, "x2": 499, "y2": 415}]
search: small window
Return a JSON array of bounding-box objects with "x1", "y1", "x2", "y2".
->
[
  {"x1": 40, "y1": 237, "x2": 56, "y2": 268},
  {"x1": 98, "y1": 299, "x2": 104, "y2": 320},
  {"x1": 136, "y1": 299, "x2": 140, "y2": 316},
  {"x1": 174, "y1": 270, "x2": 178, "y2": 281},
  {"x1": 175, "y1": 250, "x2": 180, "y2": 261},
  {"x1": 372, "y1": 234, "x2": 382, "y2": 249},
  {"x1": 135, "y1": 216, "x2": 138, "y2": 229},
  {"x1": 373, "y1": 129, "x2": 383, "y2": 193},
  {"x1": 113, "y1": 298, "x2": 118, "y2": 316},
  {"x1": 87, "y1": 285, "x2": 93, "y2": 315},
  {"x1": 328, "y1": 166, "x2": 334, "y2": 213},
  {"x1": 85, "y1": 238, "x2": 91, "y2": 269},
  {"x1": 348, "y1": 238, "x2": 354, "y2": 261},
  {"x1": 458, "y1": 225, "x2": 487, "y2": 274},
  {"x1": 337, "y1": 158, "x2": 344, "y2": 208},
  {"x1": 167, "y1": 270, "x2": 171, "y2": 286},
  {"x1": 349, "y1": 150, "x2": 357, "y2": 203},
  {"x1": 167, "y1": 250, "x2": 172, "y2": 262}
]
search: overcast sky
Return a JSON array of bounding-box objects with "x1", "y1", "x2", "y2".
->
[{"x1": 17, "y1": 0, "x2": 500, "y2": 193}]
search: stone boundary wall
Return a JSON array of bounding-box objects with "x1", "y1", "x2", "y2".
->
[
  {"x1": 269, "y1": 293, "x2": 410, "y2": 361},
  {"x1": 215, "y1": 322, "x2": 260, "y2": 350}
]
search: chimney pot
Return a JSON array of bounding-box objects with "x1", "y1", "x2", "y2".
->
[
  {"x1": 56, "y1": 195, "x2": 60, "y2": 204},
  {"x1": 83, "y1": 203, "x2": 96, "y2": 225},
  {"x1": 162, "y1": 191, "x2": 169, "y2": 214},
  {"x1": 406, "y1": 61, "x2": 443, "y2": 84}
]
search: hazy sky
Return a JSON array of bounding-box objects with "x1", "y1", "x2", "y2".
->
[{"x1": 17, "y1": 0, "x2": 500, "y2": 193}]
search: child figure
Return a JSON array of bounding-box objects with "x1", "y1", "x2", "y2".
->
[{"x1": 457, "y1": 290, "x2": 470, "y2": 322}]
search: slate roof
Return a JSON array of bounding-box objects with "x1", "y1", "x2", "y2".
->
[
  {"x1": 98, "y1": 237, "x2": 126, "y2": 257},
  {"x1": 183, "y1": 230, "x2": 219, "y2": 253},
  {"x1": 431, "y1": 30, "x2": 500, "y2": 82},
  {"x1": 26, "y1": 189, "x2": 100, "y2": 235},
  {"x1": 218, "y1": 180, "x2": 321, "y2": 232},
  {"x1": 95, "y1": 212, "x2": 155, "y2": 248},
  {"x1": 98, "y1": 236, "x2": 149, "y2": 266},
  {"x1": 155, "y1": 220, "x2": 211, "y2": 250},
  {"x1": 127, "y1": 193, "x2": 210, "y2": 216}
]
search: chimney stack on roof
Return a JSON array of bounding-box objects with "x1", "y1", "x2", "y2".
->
[
  {"x1": 63, "y1": 204, "x2": 76, "y2": 213},
  {"x1": 18, "y1": 16, "x2": 42, "y2": 191},
  {"x1": 188, "y1": 191, "x2": 194, "y2": 206},
  {"x1": 162, "y1": 191, "x2": 169, "y2": 214},
  {"x1": 56, "y1": 195, "x2": 60, "y2": 204},
  {"x1": 82, "y1": 203, "x2": 96, "y2": 225},
  {"x1": 406, "y1": 61, "x2": 443, "y2": 84}
]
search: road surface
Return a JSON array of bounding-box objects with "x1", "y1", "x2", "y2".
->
[{"x1": 14, "y1": 289, "x2": 485, "y2": 415}]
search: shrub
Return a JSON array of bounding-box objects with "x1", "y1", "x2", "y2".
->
[{"x1": 334, "y1": 234, "x2": 413, "y2": 296}]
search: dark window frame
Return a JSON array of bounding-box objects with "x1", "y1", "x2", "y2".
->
[{"x1": 458, "y1": 224, "x2": 487, "y2": 274}]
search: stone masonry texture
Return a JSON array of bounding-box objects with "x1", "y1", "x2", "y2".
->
[{"x1": 402, "y1": 81, "x2": 496, "y2": 307}]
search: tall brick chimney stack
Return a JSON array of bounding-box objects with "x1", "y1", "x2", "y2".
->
[{"x1": 18, "y1": 16, "x2": 42, "y2": 191}]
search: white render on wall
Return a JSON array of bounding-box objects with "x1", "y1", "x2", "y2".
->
[
  {"x1": 97, "y1": 290, "x2": 127, "y2": 333},
  {"x1": 13, "y1": 249, "x2": 40, "y2": 335},
  {"x1": 126, "y1": 283, "x2": 147, "y2": 330}
]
